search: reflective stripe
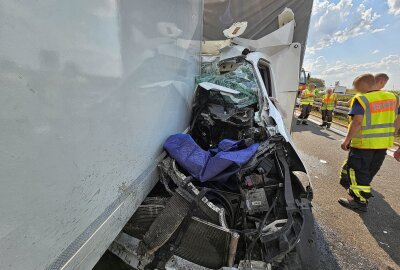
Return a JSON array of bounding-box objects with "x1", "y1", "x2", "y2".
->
[
  {"x1": 349, "y1": 169, "x2": 357, "y2": 186},
  {"x1": 358, "y1": 95, "x2": 371, "y2": 126},
  {"x1": 370, "y1": 99, "x2": 397, "y2": 113},
  {"x1": 350, "y1": 186, "x2": 371, "y2": 191},
  {"x1": 348, "y1": 168, "x2": 369, "y2": 202},
  {"x1": 352, "y1": 91, "x2": 397, "y2": 149},
  {"x1": 340, "y1": 160, "x2": 348, "y2": 176},
  {"x1": 302, "y1": 89, "x2": 315, "y2": 104},
  {"x1": 358, "y1": 95, "x2": 397, "y2": 129},
  {"x1": 368, "y1": 123, "x2": 395, "y2": 129},
  {"x1": 354, "y1": 132, "x2": 395, "y2": 139},
  {"x1": 322, "y1": 94, "x2": 336, "y2": 110}
]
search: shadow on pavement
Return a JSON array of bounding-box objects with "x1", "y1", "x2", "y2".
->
[
  {"x1": 291, "y1": 118, "x2": 336, "y2": 141},
  {"x1": 314, "y1": 223, "x2": 342, "y2": 270},
  {"x1": 360, "y1": 191, "x2": 400, "y2": 267}
]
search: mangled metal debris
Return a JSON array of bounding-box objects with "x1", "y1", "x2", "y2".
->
[
  {"x1": 113, "y1": 85, "x2": 317, "y2": 269},
  {"x1": 111, "y1": 9, "x2": 319, "y2": 270}
]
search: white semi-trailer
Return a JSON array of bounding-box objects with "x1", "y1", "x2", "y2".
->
[
  {"x1": 0, "y1": 1, "x2": 203, "y2": 269},
  {"x1": 0, "y1": 1, "x2": 314, "y2": 269}
]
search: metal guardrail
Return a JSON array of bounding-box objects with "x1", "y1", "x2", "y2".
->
[
  {"x1": 296, "y1": 97, "x2": 350, "y2": 115},
  {"x1": 313, "y1": 98, "x2": 350, "y2": 115}
]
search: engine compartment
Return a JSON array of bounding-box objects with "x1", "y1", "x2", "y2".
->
[{"x1": 120, "y1": 59, "x2": 317, "y2": 270}]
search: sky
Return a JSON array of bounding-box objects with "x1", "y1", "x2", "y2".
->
[{"x1": 303, "y1": 0, "x2": 400, "y2": 90}]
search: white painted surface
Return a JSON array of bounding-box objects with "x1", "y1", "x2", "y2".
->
[
  {"x1": 198, "y1": 82, "x2": 240, "y2": 94},
  {"x1": 0, "y1": 0, "x2": 202, "y2": 269},
  {"x1": 268, "y1": 43, "x2": 302, "y2": 131},
  {"x1": 335, "y1": 85, "x2": 347, "y2": 94},
  {"x1": 233, "y1": 20, "x2": 295, "y2": 56}
]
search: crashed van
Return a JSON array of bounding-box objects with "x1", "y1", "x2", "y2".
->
[{"x1": 109, "y1": 10, "x2": 319, "y2": 270}]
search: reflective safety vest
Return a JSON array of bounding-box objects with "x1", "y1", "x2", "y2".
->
[
  {"x1": 350, "y1": 91, "x2": 399, "y2": 149},
  {"x1": 322, "y1": 93, "x2": 337, "y2": 110},
  {"x1": 349, "y1": 96, "x2": 356, "y2": 107},
  {"x1": 301, "y1": 88, "x2": 315, "y2": 105}
]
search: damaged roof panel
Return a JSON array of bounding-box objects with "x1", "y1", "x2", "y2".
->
[{"x1": 203, "y1": 0, "x2": 314, "y2": 66}]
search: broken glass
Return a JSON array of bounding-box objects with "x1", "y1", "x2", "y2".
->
[{"x1": 196, "y1": 62, "x2": 259, "y2": 108}]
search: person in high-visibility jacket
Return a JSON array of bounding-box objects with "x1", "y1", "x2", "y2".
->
[
  {"x1": 297, "y1": 83, "x2": 316, "y2": 125},
  {"x1": 339, "y1": 74, "x2": 400, "y2": 212},
  {"x1": 347, "y1": 73, "x2": 390, "y2": 107},
  {"x1": 320, "y1": 88, "x2": 337, "y2": 129}
]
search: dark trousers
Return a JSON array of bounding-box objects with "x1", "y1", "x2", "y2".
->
[
  {"x1": 340, "y1": 147, "x2": 386, "y2": 202},
  {"x1": 321, "y1": 109, "x2": 333, "y2": 123},
  {"x1": 299, "y1": 104, "x2": 312, "y2": 120}
]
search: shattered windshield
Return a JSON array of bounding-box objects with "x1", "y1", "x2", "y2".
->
[{"x1": 196, "y1": 60, "x2": 259, "y2": 108}]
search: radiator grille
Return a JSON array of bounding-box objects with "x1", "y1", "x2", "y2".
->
[
  {"x1": 123, "y1": 198, "x2": 167, "y2": 239},
  {"x1": 175, "y1": 217, "x2": 231, "y2": 269},
  {"x1": 142, "y1": 193, "x2": 190, "y2": 254}
]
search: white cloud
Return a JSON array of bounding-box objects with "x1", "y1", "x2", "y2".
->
[
  {"x1": 372, "y1": 49, "x2": 380, "y2": 54},
  {"x1": 312, "y1": 0, "x2": 330, "y2": 15},
  {"x1": 308, "y1": 1, "x2": 384, "y2": 53},
  {"x1": 388, "y1": 0, "x2": 400, "y2": 15},
  {"x1": 304, "y1": 55, "x2": 400, "y2": 89}
]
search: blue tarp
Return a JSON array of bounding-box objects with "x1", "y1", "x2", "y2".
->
[{"x1": 164, "y1": 134, "x2": 259, "y2": 182}]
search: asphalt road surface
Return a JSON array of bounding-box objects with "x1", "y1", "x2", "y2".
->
[{"x1": 292, "y1": 115, "x2": 400, "y2": 270}]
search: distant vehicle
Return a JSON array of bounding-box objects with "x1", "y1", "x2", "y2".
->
[{"x1": 298, "y1": 68, "x2": 310, "y2": 94}]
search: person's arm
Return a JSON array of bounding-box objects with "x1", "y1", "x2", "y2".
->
[
  {"x1": 341, "y1": 115, "x2": 363, "y2": 150},
  {"x1": 395, "y1": 115, "x2": 400, "y2": 161},
  {"x1": 394, "y1": 146, "x2": 400, "y2": 162}
]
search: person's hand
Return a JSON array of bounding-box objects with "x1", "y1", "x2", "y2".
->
[
  {"x1": 341, "y1": 139, "x2": 351, "y2": 151},
  {"x1": 394, "y1": 148, "x2": 400, "y2": 161}
]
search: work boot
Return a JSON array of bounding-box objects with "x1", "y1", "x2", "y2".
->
[
  {"x1": 296, "y1": 119, "x2": 301, "y2": 125},
  {"x1": 319, "y1": 122, "x2": 327, "y2": 127},
  {"x1": 302, "y1": 120, "x2": 308, "y2": 125},
  {"x1": 338, "y1": 198, "x2": 367, "y2": 212},
  {"x1": 327, "y1": 123, "x2": 331, "y2": 129}
]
